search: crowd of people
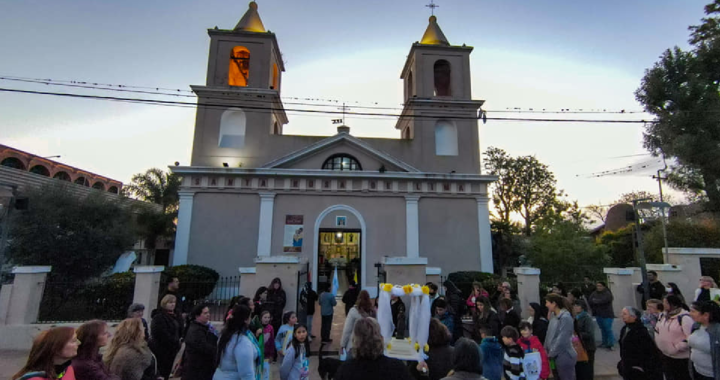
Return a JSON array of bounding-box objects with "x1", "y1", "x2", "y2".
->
[{"x1": 11, "y1": 274, "x2": 720, "y2": 380}]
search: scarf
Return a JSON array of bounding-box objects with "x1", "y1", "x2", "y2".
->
[
  {"x1": 575, "y1": 311, "x2": 588, "y2": 320},
  {"x1": 245, "y1": 330, "x2": 264, "y2": 380}
]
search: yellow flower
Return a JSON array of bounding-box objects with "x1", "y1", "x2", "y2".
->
[
  {"x1": 414, "y1": 343, "x2": 420, "y2": 351},
  {"x1": 422, "y1": 286, "x2": 430, "y2": 295},
  {"x1": 387, "y1": 343, "x2": 392, "y2": 350},
  {"x1": 406, "y1": 337, "x2": 411, "y2": 342},
  {"x1": 424, "y1": 344, "x2": 430, "y2": 352},
  {"x1": 402, "y1": 285, "x2": 413, "y2": 294},
  {"x1": 382, "y1": 283, "x2": 393, "y2": 292}
]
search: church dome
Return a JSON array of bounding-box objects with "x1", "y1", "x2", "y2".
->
[
  {"x1": 420, "y1": 15, "x2": 449, "y2": 46},
  {"x1": 234, "y1": 1, "x2": 266, "y2": 33}
]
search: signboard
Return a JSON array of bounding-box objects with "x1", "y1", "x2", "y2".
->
[{"x1": 283, "y1": 215, "x2": 304, "y2": 253}]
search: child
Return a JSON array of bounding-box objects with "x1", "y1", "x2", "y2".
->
[
  {"x1": 275, "y1": 311, "x2": 297, "y2": 359},
  {"x1": 501, "y1": 326, "x2": 525, "y2": 380},
  {"x1": 517, "y1": 321, "x2": 549, "y2": 380},
  {"x1": 641, "y1": 298, "x2": 663, "y2": 338},
  {"x1": 433, "y1": 298, "x2": 455, "y2": 336},
  {"x1": 479, "y1": 327, "x2": 504, "y2": 380},
  {"x1": 259, "y1": 311, "x2": 275, "y2": 380},
  {"x1": 280, "y1": 324, "x2": 311, "y2": 380}
]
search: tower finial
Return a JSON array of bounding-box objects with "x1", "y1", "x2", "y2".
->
[{"x1": 425, "y1": 0, "x2": 439, "y2": 16}]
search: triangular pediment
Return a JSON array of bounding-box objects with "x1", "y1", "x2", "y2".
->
[{"x1": 261, "y1": 133, "x2": 420, "y2": 172}]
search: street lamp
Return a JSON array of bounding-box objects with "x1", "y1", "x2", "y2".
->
[{"x1": 636, "y1": 201, "x2": 672, "y2": 263}]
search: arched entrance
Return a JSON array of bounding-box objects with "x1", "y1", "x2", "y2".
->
[{"x1": 312, "y1": 205, "x2": 366, "y2": 293}]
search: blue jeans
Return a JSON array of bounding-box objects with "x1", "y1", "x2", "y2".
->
[
  {"x1": 596, "y1": 317, "x2": 615, "y2": 347},
  {"x1": 307, "y1": 315, "x2": 314, "y2": 336}
]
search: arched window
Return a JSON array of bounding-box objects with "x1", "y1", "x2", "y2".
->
[
  {"x1": 53, "y1": 171, "x2": 71, "y2": 181},
  {"x1": 433, "y1": 60, "x2": 451, "y2": 96},
  {"x1": 407, "y1": 71, "x2": 414, "y2": 98},
  {"x1": 1, "y1": 157, "x2": 25, "y2": 170},
  {"x1": 435, "y1": 120, "x2": 458, "y2": 156},
  {"x1": 322, "y1": 154, "x2": 362, "y2": 171},
  {"x1": 219, "y1": 108, "x2": 247, "y2": 148},
  {"x1": 74, "y1": 176, "x2": 89, "y2": 186},
  {"x1": 92, "y1": 182, "x2": 105, "y2": 190},
  {"x1": 29, "y1": 165, "x2": 50, "y2": 177},
  {"x1": 272, "y1": 63, "x2": 279, "y2": 90},
  {"x1": 108, "y1": 186, "x2": 119, "y2": 194},
  {"x1": 229, "y1": 46, "x2": 250, "y2": 87}
]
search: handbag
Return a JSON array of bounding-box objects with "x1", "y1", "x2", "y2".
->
[
  {"x1": 572, "y1": 334, "x2": 589, "y2": 362},
  {"x1": 521, "y1": 351, "x2": 542, "y2": 380}
]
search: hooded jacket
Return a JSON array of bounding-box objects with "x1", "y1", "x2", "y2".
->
[
  {"x1": 479, "y1": 337, "x2": 504, "y2": 380},
  {"x1": 654, "y1": 309, "x2": 693, "y2": 359},
  {"x1": 544, "y1": 309, "x2": 577, "y2": 360}
]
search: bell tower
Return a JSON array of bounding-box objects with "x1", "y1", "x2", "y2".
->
[
  {"x1": 190, "y1": 1, "x2": 289, "y2": 167},
  {"x1": 395, "y1": 14, "x2": 484, "y2": 174}
]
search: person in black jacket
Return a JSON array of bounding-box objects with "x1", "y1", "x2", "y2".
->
[
  {"x1": 298, "y1": 282, "x2": 318, "y2": 339},
  {"x1": 335, "y1": 317, "x2": 413, "y2": 380},
  {"x1": 182, "y1": 304, "x2": 218, "y2": 380},
  {"x1": 391, "y1": 294, "x2": 406, "y2": 337},
  {"x1": 442, "y1": 279, "x2": 465, "y2": 341},
  {"x1": 588, "y1": 281, "x2": 616, "y2": 350},
  {"x1": 342, "y1": 282, "x2": 360, "y2": 316},
  {"x1": 499, "y1": 298, "x2": 521, "y2": 330},
  {"x1": 528, "y1": 302, "x2": 549, "y2": 344},
  {"x1": 636, "y1": 270, "x2": 667, "y2": 310},
  {"x1": 150, "y1": 294, "x2": 182, "y2": 380},
  {"x1": 408, "y1": 319, "x2": 454, "y2": 380},
  {"x1": 617, "y1": 306, "x2": 662, "y2": 380},
  {"x1": 474, "y1": 296, "x2": 501, "y2": 340},
  {"x1": 266, "y1": 277, "x2": 287, "y2": 334}
]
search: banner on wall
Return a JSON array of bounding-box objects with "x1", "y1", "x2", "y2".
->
[{"x1": 283, "y1": 215, "x2": 304, "y2": 253}]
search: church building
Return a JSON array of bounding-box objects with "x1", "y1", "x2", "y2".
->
[{"x1": 171, "y1": 2, "x2": 496, "y2": 301}]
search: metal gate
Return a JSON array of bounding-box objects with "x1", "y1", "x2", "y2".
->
[
  {"x1": 296, "y1": 262, "x2": 310, "y2": 325},
  {"x1": 375, "y1": 261, "x2": 386, "y2": 295}
]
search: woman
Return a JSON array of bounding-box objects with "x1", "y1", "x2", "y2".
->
[
  {"x1": 127, "y1": 304, "x2": 149, "y2": 341},
  {"x1": 442, "y1": 280, "x2": 465, "y2": 341},
  {"x1": 694, "y1": 276, "x2": 718, "y2": 302},
  {"x1": 182, "y1": 304, "x2": 218, "y2": 380},
  {"x1": 544, "y1": 293, "x2": 577, "y2": 380},
  {"x1": 105, "y1": 318, "x2": 156, "y2": 380},
  {"x1": 341, "y1": 290, "x2": 376, "y2": 359},
  {"x1": 214, "y1": 305, "x2": 262, "y2": 380},
  {"x1": 409, "y1": 319, "x2": 454, "y2": 380},
  {"x1": 688, "y1": 301, "x2": 720, "y2": 380},
  {"x1": 587, "y1": 281, "x2": 615, "y2": 350},
  {"x1": 528, "y1": 302, "x2": 549, "y2": 344},
  {"x1": 667, "y1": 282, "x2": 687, "y2": 307},
  {"x1": 335, "y1": 317, "x2": 413, "y2": 380},
  {"x1": 267, "y1": 278, "x2": 287, "y2": 333},
  {"x1": 573, "y1": 300, "x2": 596, "y2": 380},
  {"x1": 473, "y1": 296, "x2": 500, "y2": 339},
  {"x1": 439, "y1": 337, "x2": 484, "y2": 380},
  {"x1": 149, "y1": 294, "x2": 182, "y2": 380},
  {"x1": 655, "y1": 294, "x2": 693, "y2": 380},
  {"x1": 13, "y1": 327, "x2": 79, "y2": 380},
  {"x1": 253, "y1": 287, "x2": 269, "y2": 315},
  {"x1": 617, "y1": 306, "x2": 662, "y2": 380},
  {"x1": 72, "y1": 320, "x2": 117, "y2": 380},
  {"x1": 466, "y1": 282, "x2": 489, "y2": 312}
]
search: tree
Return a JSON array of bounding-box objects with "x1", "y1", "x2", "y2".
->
[
  {"x1": 483, "y1": 147, "x2": 517, "y2": 224},
  {"x1": 123, "y1": 168, "x2": 181, "y2": 255},
  {"x1": 7, "y1": 185, "x2": 137, "y2": 283},
  {"x1": 636, "y1": 1, "x2": 720, "y2": 211}
]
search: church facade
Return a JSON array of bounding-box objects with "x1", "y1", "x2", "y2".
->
[{"x1": 171, "y1": 2, "x2": 496, "y2": 297}]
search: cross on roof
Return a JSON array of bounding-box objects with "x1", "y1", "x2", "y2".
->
[{"x1": 426, "y1": 0, "x2": 439, "y2": 16}]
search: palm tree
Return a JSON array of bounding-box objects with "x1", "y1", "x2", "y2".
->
[{"x1": 123, "y1": 169, "x2": 181, "y2": 262}]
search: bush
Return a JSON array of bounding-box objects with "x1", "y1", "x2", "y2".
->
[
  {"x1": 644, "y1": 219, "x2": 720, "y2": 262},
  {"x1": 447, "y1": 271, "x2": 512, "y2": 297},
  {"x1": 164, "y1": 265, "x2": 220, "y2": 301}
]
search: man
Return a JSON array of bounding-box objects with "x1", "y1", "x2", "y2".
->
[
  {"x1": 636, "y1": 270, "x2": 666, "y2": 309},
  {"x1": 299, "y1": 282, "x2": 318, "y2": 340},
  {"x1": 581, "y1": 276, "x2": 595, "y2": 300},
  {"x1": 158, "y1": 276, "x2": 184, "y2": 317},
  {"x1": 342, "y1": 281, "x2": 360, "y2": 316},
  {"x1": 319, "y1": 283, "x2": 337, "y2": 343},
  {"x1": 426, "y1": 282, "x2": 439, "y2": 302}
]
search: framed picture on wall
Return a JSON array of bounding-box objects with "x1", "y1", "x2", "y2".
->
[{"x1": 336, "y1": 216, "x2": 347, "y2": 226}]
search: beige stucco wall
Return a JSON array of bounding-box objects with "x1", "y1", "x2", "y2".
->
[
  {"x1": 187, "y1": 193, "x2": 261, "y2": 276},
  {"x1": 419, "y1": 197, "x2": 481, "y2": 274}
]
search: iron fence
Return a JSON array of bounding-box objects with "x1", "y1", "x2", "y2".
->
[
  {"x1": 38, "y1": 276, "x2": 135, "y2": 323},
  {"x1": 180, "y1": 276, "x2": 241, "y2": 322}
]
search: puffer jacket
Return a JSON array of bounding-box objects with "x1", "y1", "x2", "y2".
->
[{"x1": 654, "y1": 310, "x2": 693, "y2": 359}]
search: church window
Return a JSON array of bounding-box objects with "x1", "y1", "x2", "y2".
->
[
  {"x1": 435, "y1": 120, "x2": 458, "y2": 156},
  {"x1": 433, "y1": 60, "x2": 451, "y2": 96},
  {"x1": 1, "y1": 157, "x2": 25, "y2": 170},
  {"x1": 228, "y1": 46, "x2": 250, "y2": 87},
  {"x1": 219, "y1": 108, "x2": 247, "y2": 148},
  {"x1": 322, "y1": 154, "x2": 362, "y2": 171},
  {"x1": 53, "y1": 171, "x2": 71, "y2": 181},
  {"x1": 272, "y1": 63, "x2": 279, "y2": 90},
  {"x1": 29, "y1": 165, "x2": 50, "y2": 177},
  {"x1": 407, "y1": 71, "x2": 414, "y2": 98}
]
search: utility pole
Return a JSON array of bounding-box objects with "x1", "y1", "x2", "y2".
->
[{"x1": 632, "y1": 198, "x2": 652, "y2": 304}]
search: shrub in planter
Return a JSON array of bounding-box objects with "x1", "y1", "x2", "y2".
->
[{"x1": 447, "y1": 271, "x2": 514, "y2": 298}]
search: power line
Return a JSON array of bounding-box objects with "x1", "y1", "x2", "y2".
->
[
  {"x1": 0, "y1": 75, "x2": 651, "y2": 115},
  {"x1": 0, "y1": 87, "x2": 655, "y2": 124}
]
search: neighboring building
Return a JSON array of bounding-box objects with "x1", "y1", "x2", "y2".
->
[{"x1": 171, "y1": 2, "x2": 497, "y2": 295}]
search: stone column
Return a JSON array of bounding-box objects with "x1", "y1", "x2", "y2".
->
[
  {"x1": 383, "y1": 257, "x2": 428, "y2": 286},
  {"x1": 133, "y1": 266, "x2": 165, "y2": 312},
  {"x1": 476, "y1": 196, "x2": 494, "y2": 273},
  {"x1": 5, "y1": 266, "x2": 51, "y2": 325},
  {"x1": 604, "y1": 268, "x2": 636, "y2": 317},
  {"x1": 426, "y1": 267, "x2": 442, "y2": 287},
  {"x1": 405, "y1": 195, "x2": 420, "y2": 258},
  {"x1": 173, "y1": 192, "x2": 195, "y2": 266},
  {"x1": 238, "y1": 267, "x2": 258, "y2": 303},
  {"x1": 255, "y1": 256, "x2": 301, "y2": 314},
  {"x1": 257, "y1": 192, "x2": 276, "y2": 257},
  {"x1": 514, "y1": 267, "x2": 540, "y2": 319}
]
